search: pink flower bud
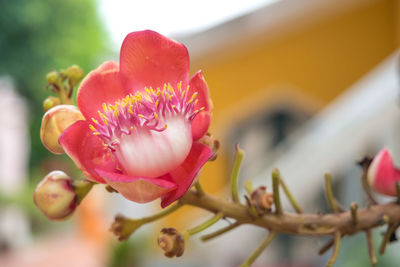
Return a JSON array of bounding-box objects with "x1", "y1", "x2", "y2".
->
[
  {"x1": 40, "y1": 105, "x2": 84, "y2": 154},
  {"x1": 33, "y1": 171, "x2": 76, "y2": 220},
  {"x1": 367, "y1": 148, "x2": 400, "y2": 196}
]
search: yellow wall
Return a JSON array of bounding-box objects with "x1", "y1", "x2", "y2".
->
[{"x1": 163, "y1": 0, "x2": 399, "y2": 229}]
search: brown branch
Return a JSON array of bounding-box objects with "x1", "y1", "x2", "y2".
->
[{"x1": 179, "y1": 190, "x2": 398, "y2": 237}]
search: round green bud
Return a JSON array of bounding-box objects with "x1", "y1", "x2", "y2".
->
[
  {"x1": 65, "y1": 65, "x2": 84, "y2": 87},
  {"x1": 43, "y1": 96, "x2": 61, "y2": 112},
  {"x1": 46, "y1": 71, "x2": 59, "y2": 85}
]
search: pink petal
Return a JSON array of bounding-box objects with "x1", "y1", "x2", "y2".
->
[
  {"x1": 161, "y1": 142, "x2": 213, "y2": 207},
  {"x1": 367, "y1": 148, "x2": 397, "y2": 196},
  {"x1": 77, "y1": 68, "x2": 127, "y2": 121},
  {"x1": 95, "y1": 169, "x2": 177, "y2": 203},
  {"x1": 59, "y1": 120, "x2": 117, "y2": 183},
  {"x1": 120, "y1": 30, "x2": 189, "y2": 92},
  {"x1": 189, "y1": 71, "x2": 212, "y2": 140},
  {"x1": 96, "y1": 60, "x2": 119, "y2": 72}
]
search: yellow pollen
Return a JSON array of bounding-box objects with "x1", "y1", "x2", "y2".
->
[
  {"x1": 93, "y1": 132, "x2": 100, "y2": 135},
  {"x1": 187, "y1": 92, "x2": 198, "y2": 104},
  {"x1": 181, "y1": 90, "x2": 185, "y2": 98},
  {"x1": 102, "y1": 103, "x2": 107, "y2": 112},
  {"x1": 194, "y1": 99, "x2": 199, "y2": 105},
  {"x1": 177, "y1": 82, "x2": 182, "y2": 91},
  {"x1": 164, "y1": 124, "x2": 168, "y2": 129},
  {"x1": 154, "y1": 112, "x2": 159, "y2": 120},
  {"x1": 91, "y1": 118, "x2": 99, "y2": 124},
  {"x1": 138, "y1": 114, "x2": 145, "y2": 119},
  {"x1": 168, "y1": 84, "x2": 175, "y2": 94},
  {"x1": 155, "y1": 100, "x2": 160, "y2": 108},
  {"x1": 128, "y1": 105, "x2": 133, "y2": 114},
  {"x1": 89, "y1": 124, "x2": 96, "y2": 131}
]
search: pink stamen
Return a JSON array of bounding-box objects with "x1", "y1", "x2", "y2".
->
[{"x1": 89, "y1": 83, "x2": 201, "y2": 151}]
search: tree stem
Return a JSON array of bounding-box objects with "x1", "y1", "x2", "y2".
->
[{"x1": 179, "y1": 190, "x2": 398, "y2": 237}]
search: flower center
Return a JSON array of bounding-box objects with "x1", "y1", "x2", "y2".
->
[{"x1": 89, "y1": 83, "x2": 203, "y2": 178}]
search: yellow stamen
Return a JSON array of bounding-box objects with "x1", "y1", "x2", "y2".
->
[{"x1": 168, "y1": 84, "x2": 175, "y2": 94}]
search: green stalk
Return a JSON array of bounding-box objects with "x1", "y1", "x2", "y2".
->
[
  {"x1": 239, "y1": 232, "x2": 277, "y2": 267},
  {"x1": 272, "y1": 169, "x2": 282, "y2": 215},
  {"x1": 279, "y1": 177, "x2": 303, "y2": 214},
  {"x1": 187, "y1": 212, "x2": 224, "y2": 236},
  {"x1": 201, "y1": 222, "x2": 240, "y2": 242},
  {"x1": 231, "y1": 144, "x2": 244, "y2": 203}
]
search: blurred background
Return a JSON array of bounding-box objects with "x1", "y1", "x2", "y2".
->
[{"x1": 0, "y1": 0, "x2": 400, "y2": 266}]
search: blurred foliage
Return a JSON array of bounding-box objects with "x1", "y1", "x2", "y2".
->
[
  {"x1": 0, "y1": 0, "x2": 110, "y2": 174},
  {"x1": 335, "y1": 233, "x2": 398, "y2": 267},
  {"x1": 108, "y1": 238, "x2": 147, "y2": 267}
]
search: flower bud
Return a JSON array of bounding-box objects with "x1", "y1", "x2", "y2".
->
[
  {"x1": 65, "y1": 65, "x2": 83, "y2": 87},
  {"x1": 158, "y1": 228, "x2": 185, "y2": 258},
  {"x1": 46, "y1": 71, "x2": 59, "y2": 85},
  {"x1": 367, "y1": 148, "x2": 400, "y2": 196},
  {"x1": 33, "y1": 171, "x2": 76, "y2": 220},
  {"x1": 40, "y1": 105, "x2": 84, "y2": 154},
  {"x1": 43, "y1": 96, "x2": 61, "y2": 112},
  {"x1": 250, "y1": 186, "x2": 274, "y2": 215}
]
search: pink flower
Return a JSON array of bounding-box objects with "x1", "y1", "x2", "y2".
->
[
  {"x1": 59, "y1": 30, "x2": 213, "y2": 207},
  {"x1": 367, "y1": 148, "x2": 400, "y2": 196}
]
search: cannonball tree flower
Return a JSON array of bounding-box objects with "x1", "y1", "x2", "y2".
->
[
  {"x1": 59, "y1": 30, "x2": 213, "y2": 207},
  {"x1": 367, "y1": 148, "x2": 400, "y2": 196}
]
